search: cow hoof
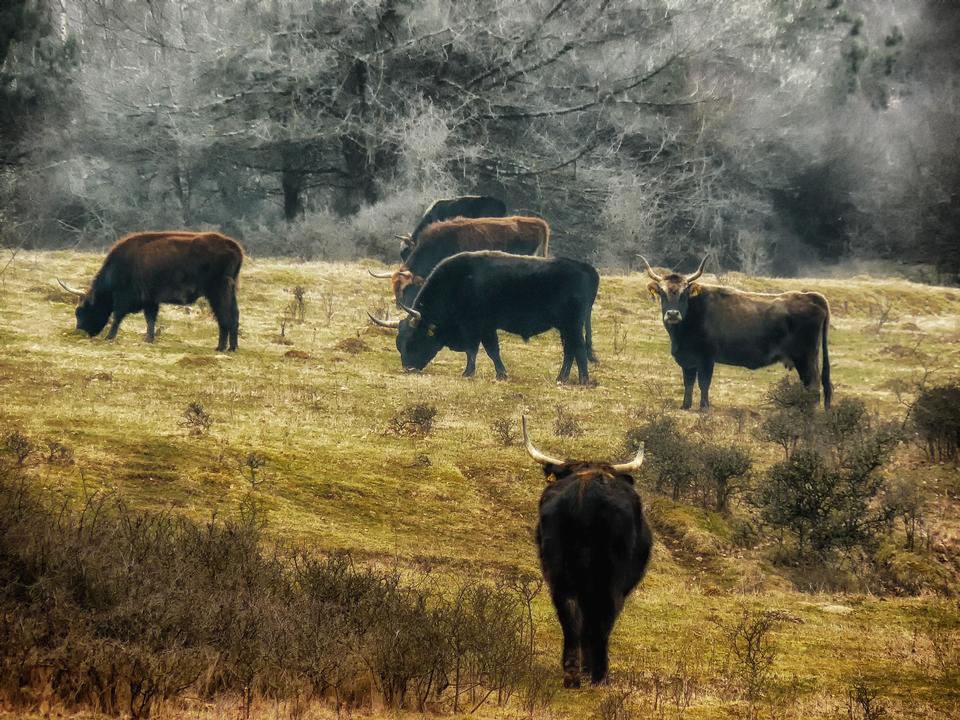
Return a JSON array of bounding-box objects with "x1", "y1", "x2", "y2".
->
[
  {"x1": 562, "y1": 674, "x2": 581, "y2": 689},
  {"x1": 495, "y1": 373, "x2": 508, "y2": 381}
]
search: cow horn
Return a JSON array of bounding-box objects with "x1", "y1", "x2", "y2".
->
[
  {"x1": 368, "y1": 269, "x2": 395, "y2": 279},
  {"x1": 367, "y1": 312, "x2": 400, "y2": 329},
  {"x1": 521, "y1": 416, "x2": 565, "y2": 466},
  {"x1": 394, "y1": 234, "x2": 412, "y2": 241},
  {"x1": 686, "y1": 255, "x2": 708, "y2": 283},
  {"x1": 636, "y1": 255, "x2": 662, "y2": 282},
  {"x1": 398, "y1": 301, "x2": 421, "y2": 324},
  {"x1": 610, "y1": 442, "x2": 645, "y2": 474},
  {"x1": 56, "y1": 278, "x2": 85, "y2": 297}
]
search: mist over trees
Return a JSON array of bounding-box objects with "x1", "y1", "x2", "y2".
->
[{"x1": 1, "y1": 0, "x2": 957, "y2": 280}]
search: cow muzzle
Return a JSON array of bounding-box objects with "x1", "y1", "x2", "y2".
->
[{"x1": 664, "y1": 310, "x2": 682, "y2": 324}]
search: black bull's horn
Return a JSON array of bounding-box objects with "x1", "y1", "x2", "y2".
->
[
  {"x1": 56, "y1": 278, "x2": 85, "y2": 297},
  {"x1": 368, "y1": 269, "x2": 395, "y2": 279},
  {"x1": 521, "y1": 415, "x2": 645, "y2": 473},
  {"x1": 367, "y1": 312, "x2": 401, "y2": 329}
]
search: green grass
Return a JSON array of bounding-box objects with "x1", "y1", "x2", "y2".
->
[{"x1": 1, "y1": 252, "x2": 959, "y2": 719}]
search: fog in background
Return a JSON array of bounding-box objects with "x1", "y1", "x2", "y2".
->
[{"x1": 1, "y1": 0, "x2": 957, "y2": 281}]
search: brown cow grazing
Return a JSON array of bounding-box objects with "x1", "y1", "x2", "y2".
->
[
  {"x1": 641, "y1": 255, "x2": 832, "y2": 409},
  {"x1": 523, "y1": 416, "x2": 652, "y2": 688},
  {"x1": 57, "y1": 231, "x2": 243, "y2": 351},
  {"x1": 370, "y1": 216, "x2": 549, "y2": 307}
]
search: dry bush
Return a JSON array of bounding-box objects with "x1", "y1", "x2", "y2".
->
[
  {"x1": 179, "y1": 402, "x2": 214, "y2": 436},
  {"x1": 3, "y1": 430, "x2": 33, "y2": 467},
  {"x1": 846, "y1": 675, "x2": 888, "y2": 720},
  {"x1": 491, "y1": 417, "x2": 517, "y2": 447},
  {"x1": 389, "y1": 403, "x2": 438, "y2": 436},
  {"x1": 718, "y1": 608, "x2": 799, "y2": 715},
  {"x1": 911, "y1": 381, "x2": 960, "y2": 463},
  {"x1": 553, "y1": 405, "x2": 583, "y2": 438},
  {"x1": 0, "y1": 464, "x2": 539, "y2": 717}
]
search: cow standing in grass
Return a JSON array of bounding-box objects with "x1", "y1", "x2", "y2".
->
[
  {"x1": 641, "y1": 255, "x2": 832, "y2": 409},
  {"x1": 371, "y1": 216, "x2": 550, "y2": 307},
  {"x1": 522, "y1": 416, "x2": 652, "y2": 687},
  {"x1": 58, "y1": 231, "x2": 243, "y2": 351},
  {"x1": 369, "y1": 251, "x2": 597, "y2": 382}
]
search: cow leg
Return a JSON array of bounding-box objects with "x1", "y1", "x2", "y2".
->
[
  {"x1": 206, "y1": 285, "x2": 232, "y2": 352},
  {"x1": 550, "y1": 590, "x2": 583, "y2": 689},
  {"x1": 481, "y1": 332, "x2": 508, "y2": 379},
  {"x1": 462, "y1": 347, "x2": 478, "y2": 377},
  {"x1": 143, "y1": 303, "x2": 159, "y2": 343},
  {"x1": 227, "y1": 279, "x2": 240, "y2": 351},
  {"x1": 697, "y1": 360, "x2": 715, "y2": 409},
  {"x1": 105, "y1": 311, "x2": 128, "y2": 341},
  {"x1": 794, "y1": 355, "x2": 821, "y2": 404},
  {"x1": 581, "y1": 592, "x2": 617, "y2": 685},
  {"x1": 557, "y1": 330, "x2": 579, "y2": 384},
  {"x1": 681, "y1": 367, "x2": 697, "y2": 409}
]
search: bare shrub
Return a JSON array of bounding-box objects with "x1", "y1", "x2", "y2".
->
[
  {"x1": 701, "y1": 444, "x2": 752, "y2": 513},
  {"x1": 611, "y1": 316, "x2": 628, "y2": 357},
  {"x1": 846, "y1": 675, "x2": 888, "y2": 720},
  {"x1": 291, "y1": 285, "x2": 306, "y2": 321},
  {"x1": 44, "y1": 440, "x2": 74, "y2": 466},
  {"x1": 0, "y1": 465, "x2": 539, "y2": 717},
  {"x1": 596, "y1": 686, "x2": 633, "y2": 720},
  {"x1": 3, "y1": 430, "x2": 33, "y2": 467},
  {"x1": 242, "y1": 452, "x2": 269, "y2": 489},
  {"x1": 179, "y1": 402, "x2": 214, "y2": 436},
  {"x1": 491, "y1": 417, "x2": 517, "y2": 447},
  {"x1": 553, "y1": 405, "x2": 583, "y2": 438},
  {"x1": 719, "y1": 608, "x2": 798, "y2": 712},
  {"x1": 389, "y1": 403, "x2": 438, "y2": 436},
  {"x1": 912, "y1": 381, "x2": 960, "y2": 463}
]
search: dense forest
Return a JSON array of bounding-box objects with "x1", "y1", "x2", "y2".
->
[{"x1": 1, "y1": 0, "x2": 958, "y2": 279}]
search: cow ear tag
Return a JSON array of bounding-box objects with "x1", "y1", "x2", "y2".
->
[
  {"x1": 547, "y1": 473, "x2": 556, "y2": 483},
  {"x1": 427, "y1": 324, "x2": 437, "y2": 336},
  {"x1": 689, "y1": 283, "x2": 702, "y2": 297},
  {"x1": 646, "y1": 281, "x2": 659, "y2": 301}
]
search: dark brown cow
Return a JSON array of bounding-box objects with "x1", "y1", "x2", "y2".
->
[
  {"x1": 57, "y1": 231, "x2": 243, "y2": 351},
  {"x1": 641, "y1": 255, "x2": 832, "y2": 409},
  {"x1": 370, "y1": 216, "x2": 549, "y2": 307},
  {"x1": 523, "y1": 416, "x2": 652, "y2": 687}
]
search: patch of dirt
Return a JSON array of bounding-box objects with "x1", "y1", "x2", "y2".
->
[
  {"x1": 86, "y1": 372, "x2": 113, "y2": 382},
  {"x1": 335, "y1": 337, "x2": 370, "y2": 354},
  {"x1": 284, "y1": 349, "x2": 312, "y2": 360}
]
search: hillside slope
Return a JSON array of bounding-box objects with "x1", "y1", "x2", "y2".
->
[{"x1": 1, "y1": 252, "x2": 959, "y2": 719}]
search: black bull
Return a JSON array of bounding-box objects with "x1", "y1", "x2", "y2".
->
[
  {"x1": 368, "y1": 251, "x2": 598, "y2": 383},
  {"x1": 523, "y1": 416, "x2": 653, "y2": 687},
  {"x1": 641, "y1": 256, "x2": 832, "y2": 409},
  {"x1": 57, "y1": 231, "x2": 244, "y2": 351}
]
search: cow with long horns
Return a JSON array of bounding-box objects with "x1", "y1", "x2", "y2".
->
[
  {"x1": 371, "y1": 216, "x2": 549, "y2": 308},
  {"x1": 368, "y1": 251, "x2": 597, "y2": 383},
  {"x1": 397, "y1": 195, "x2": 507, "y2": 261},
  {"x1": 58, "y1": 231, "x2": 243, "y2": 351},
  {"x1": 522, "y1": 416, "x2": 652, "y2": 687},
  {"x1": 641, "y1": 255, "x2": 832, "y2": 409}
]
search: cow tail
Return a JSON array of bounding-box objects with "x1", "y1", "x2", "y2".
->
[{"x1": 821, "y1": 301, "x2": 832, "y2": 409}]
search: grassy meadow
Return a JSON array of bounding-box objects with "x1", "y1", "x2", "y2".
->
[{"x1": 1, "y1": 249, "x2": 959, "y2": 719}]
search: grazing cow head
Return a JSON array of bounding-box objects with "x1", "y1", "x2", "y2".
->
[
  {"x1": 521, "y1": 415, "x2": 645, "y2": 484},
  {"x1": 367, "y1": 302, "x2": 443, "y2": 372},
  {"x1": 639, "y1": 255, "x2": 707, "y2": 325},
  {"x1": 58, "y1": 279, "x2": 112, "y2": 336}
]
